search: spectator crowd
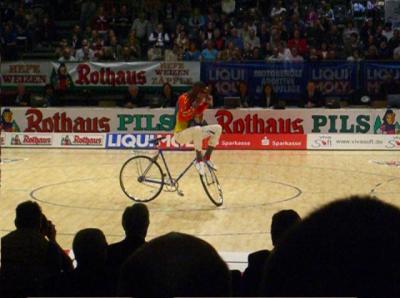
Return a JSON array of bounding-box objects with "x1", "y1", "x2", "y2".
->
[
  {"x1": 2, "y1": 196, "x2": 400, "y2": 296},
  {"x1": 1, "y1": 0, "x2": 397, "y2": 63}
]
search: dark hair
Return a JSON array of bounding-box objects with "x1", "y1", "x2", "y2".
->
[
  {"x1": 271, "y1": 209, "x2": 301, "y2": 246},
  {"x1": 261, "y1": 196, "x2": 400, "y2": 296},
  {"x1": 262, "y1": 83, "x2": 275, "y2": 96},
  {"x1": 15, "y1": 201, "x2": 42, "y2": 229},
  {"x1": 122, "y1": 203, "x2": 150, "y2": 238},
  {"x1": 118, "y1": 232, "x2": 231, "y2": 296},
  {"x1": 73, "y1": 228, "x2": 108, "y2": 267}
]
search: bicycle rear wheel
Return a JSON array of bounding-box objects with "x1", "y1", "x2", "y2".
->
[
  {"x1": 200, "y1": 164, "x2": 223, "y2": 206},
  {"x1": 120, "y1": 155, "x2": 164, "y2": 202}
]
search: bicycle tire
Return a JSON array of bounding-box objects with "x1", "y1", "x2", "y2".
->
[
  {"x1": 200, "y1": 164, "x2": 223, "y2": 206},
  {"x1": 120, "y1": 155, "x2": 164, "y2": 202}
]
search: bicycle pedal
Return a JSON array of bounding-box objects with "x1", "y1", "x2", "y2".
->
[{"x1": 177, "y1": 190, "x2": 184, "y2": 197}]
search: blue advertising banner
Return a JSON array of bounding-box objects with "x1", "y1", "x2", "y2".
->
[
  {"x1": 201, "y1": 62, "x2": 305, "y2": 102},
  {"x1": 250, "y1": 62, "x2": 305, "y2": 101},
  {"x1": 202, "y1": 62, "x2": 356, "y2": 102},
  {"x1": 308, "y1": 62, "x2": 357, "y2": 98},
  {"x1": 361, "y1": 61, "x2": 400, "y2": 95}
]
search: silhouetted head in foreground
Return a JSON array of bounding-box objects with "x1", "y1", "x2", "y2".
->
[
  {"x1": 118, "y1": 232, "x2": 231, "y2": 297},
  {"x1": 271, "y1": 209, "x2": 301, "y2": 246},
  {"x1": 122, "y1": 203, "x2": 149, "y2": 239},
  {"x1": 14, "y1": 201, "x2": 42, "y2": 230},
  {"x1": 260, "y1": 196, "x2": 400, "y2": 296},
  {"x1": 73, "y1": 228, "x2": 108, "y2": 268}
]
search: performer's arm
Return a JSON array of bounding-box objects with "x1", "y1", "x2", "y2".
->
[{"x1": 177, "y1": 95, "x2": 195, "y2": 121}]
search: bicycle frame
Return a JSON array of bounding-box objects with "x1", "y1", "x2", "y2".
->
[{"x1": 141, "y1": 148, "x2": 195, "y2": 187}]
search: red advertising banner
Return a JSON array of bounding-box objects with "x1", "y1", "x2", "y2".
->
[{"x1": 216, "y1": 134, "x2": 307, "y2": 150}]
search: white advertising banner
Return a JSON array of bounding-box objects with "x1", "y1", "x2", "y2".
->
[
  {"x1": 308, "y1": 134, "x2": 400, "y2": 150},
  {"x1": 50, "y1": 61, "x2": 200, "y2": 88},
  {"x1": 0, "y1": 61, "x2": 52, "y2": 87},
  {"x1": 2, "y1": 133, "x2": 106, "y2": 148},
  {"x1": 1, "y1": 107, "x2": 400, "y2": 135}
]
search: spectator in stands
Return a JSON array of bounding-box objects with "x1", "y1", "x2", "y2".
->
[
  {"x1": 118, "y1": 232, "x2": 231, "y2": 296},
  {"x1": 255, "y1": 82, "x2": 278, "y2": 108},
  {"x1": 188, "y1": 8, "x2": 206, "y2": 31},
  {"x1": 344, "y1": 33, "x2": 361, "y2": 57},
  {"x1": 56, "y1": 228, "x2": 113, "y2": 296},
  {"x1": 121, "y1": 84, "x2": 143, "y2": 108},
  {"x1": 107, "y1": 35, "x2": 121, "y2": 60},
  {"x1": 235, "y1": 80, "x2": 250, "y2": 107},
  {"x1": 267, "y1": 46, "x2": 284, "y2": 61},
  {"x1": 148, "y1": 24, "x2": 170, "y2": 60},
  {"x1": 378, "y1": 40, "x2": 392, "y2": 59},
  {"x1": 2, "y1": 22, "x2": 18, "y2": 60},
  {"x1": 382, "y1": 22, "x2": 393, "y2": 41},
  {"x1": 52, "y1": 63, "x2": 72, "y2": 95},
  {"x1": 114, "y1": 5, "x2": 131, "y2": 41},
  {"x1": 289, "y1": 47, "x2": 304, "y2": 62},
  {"x1": 126, "y1": 32, "x2": 141, "y2": 60},
  {"x1": 242, "y1": 209, "x2": 301, "y2": 296},
  {"x1": 107, "y1": 203, "x2": 149, "y2": 291},
  {"x1": 158, "y1": 83, "x2": 178, "y2": 107},
  {"x1": 347, "y1": 49, "x2": 363, "y2": 61},
  {"x1": 91, "y1": 6, "x2": 109, "y2": 38},
  {"x1": 300, "y1": 80, "x2": 323, "y2": 108},
  {"x1": 131, "y1": 12, "x2": 150, "y2": 57},
  {"x1": 270, "y1": 0, "x2": 287, "y2": 18},
  {"x1": 201, "y1": 40, "x2": 218, "y2": 61},
  {"x1": 80, "y1": 0, "x2": 97, "y2": 29},
  {"x1": 183, "y1": 41, "x2": 201, "y2": 61},
  {"x1": 227, "y1": 28, "x2": 244, "y2": 50},
  {"x1": 58, "y1": 47, "x2": 77, "y2": 62},
  {"x1": 244, "y1": 29, "x2": 260, "y2": 53},
  {"x1": 75, "y1": 40, "x2": 96, "y2": 61},
  {"x1": 37, "y1": 15, "x2": 55, "y2": 47},
  {"x1": 393, "y1": 45, "x2": 400, "y2": 60},
  {"x1": 43, "y1": 84, "x2": 59, "y2": 107},
  {"x1": 69, "y1": 25, "x2": 82, "y2": 51},
  {"x1": 389, "y1": 28, "x2": 400, "y2": 52},
  {"x1": 14, "y1": 83, "x2": 31, "y2": 106},
  {"x1": 343, "y1": 21, "x2": 359, "y2": 49},
  {"x1": 287, "y1": 29, "x2": 308, "y2": 57},
  {"x1": 365, "y1": 45, "x2": 379, "y2": 59},
  {"x1": 260, "y1": 196, "x2": 400, "y2": 296},
  {"x1": 0, "y1": 201, "x2": 73, "y2": 297},
  {"x1": 379, "y1": 73, "x2": 400, "y2": 106},
  {"x1": 207, "y1": 82, "x2": 223, "y2": 107}
]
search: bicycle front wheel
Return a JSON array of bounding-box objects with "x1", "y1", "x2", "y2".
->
[
  {"x1": 120, "y1": 155, "x2": 164, "y2": 202},
  {"x1": 200, "y1": 165, "x2": 223, "y2": 207}
]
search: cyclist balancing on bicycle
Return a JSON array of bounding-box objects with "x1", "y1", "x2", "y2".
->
[{"x1": 174, "y1": 81, "x2": 222, "y2": 176}]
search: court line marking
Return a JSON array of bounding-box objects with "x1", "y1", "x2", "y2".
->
[{"x1": 29, "y1": 175, "x2": 302, "y2": 212}]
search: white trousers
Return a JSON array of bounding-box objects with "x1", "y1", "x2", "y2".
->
[{"x1": 174, "y1": 124, "x2": 222, "y2": 151}]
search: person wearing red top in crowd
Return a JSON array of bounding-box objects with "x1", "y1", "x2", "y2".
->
[
  {"x1": 91, "y1": 6, "x2": 109, "y2": 37},
  {"x1": 174, "y1": 82, "x2": 222, "y2": 175},
  {"x1": 287, "y1": 29, "x2": 308, "y2": 56}
]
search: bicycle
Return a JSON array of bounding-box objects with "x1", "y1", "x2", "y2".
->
[{"x1": 119, "y1": 136, "x2": 223, "y2": 206}]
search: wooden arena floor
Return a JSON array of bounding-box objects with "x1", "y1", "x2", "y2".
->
[{"x1": 1, "y1": 148, "x2": 400, "y2": 257}]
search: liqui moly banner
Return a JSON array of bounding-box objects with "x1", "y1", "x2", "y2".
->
[
  {"x1": 50, "y1": 61, "x2": 200, "y2": 89},
  {"x1": 361, "y1": 61, "x2": 400, "y2": 95},
  {"x1": 307, "y1": 62, "x2": 357, "y2": 98}
]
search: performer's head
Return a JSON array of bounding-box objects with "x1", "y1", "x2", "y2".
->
[{"x1": 191, "y1": 81, "x2": 207, "y2": 98}]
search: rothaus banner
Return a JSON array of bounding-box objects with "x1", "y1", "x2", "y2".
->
[
  {"x1": 361, "y1": 61, "x2": 400, "y2": 95},
  {"x1": 50, "y1": 61, "x2": 200, "y2": 89},
  {"x1": 0, "y1": 61, "x2": 52, "y2": 87},
  {"x1": 1, "y1": 107, "x2": 400, "y2": 135}
]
